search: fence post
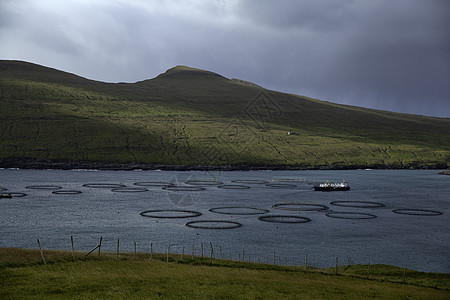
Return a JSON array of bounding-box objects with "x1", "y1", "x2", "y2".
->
[
  {"x1": 367, "y1": 262, "x2": 370, "y2": 278},
  {"x1": 273, "y1": 252, "x2": 275, "y2": 265},
  {"x1": 335, "y1": 257, "x2": 338, "y2": 275},
  {"x1": 403, "y1": 268, "x2": 406, "y2": 283},
  {"x1": 181, "y1": 246, "x2": 184, "y2": 261},
  {"x1": 167, "y1": 245, "x2": 170, "y2": 263},
  {"x1": 219, "y1": 246, "x2": 222, "y2": 259},
  {"x1": 192, "y1": 244, "x2": 194, "y2": 261},
  {"x1": 150, "y1": 243, "x2": 153, "y2": 261},
  {"x1": 37, "y1": 239, "x2": 46, "y2": 265},
  {"x1": 242, "y1": 249, "x2": 245, "y2": 262},
  {"x1": 97, "y1": 236, "x2": 102, "y2": 259},
  {"x1": 117, "y1": 238, "x2": 119, "y2": 260},
  {"x1": 305, "y1": 253, "x2": 308, "y2": 270},
  {"x1": 71, "y1": 236, "x2": 75, "y2": 261},
  {"x1": 210, "y1": 242, "x2": 213, "y2": 264},
  {"x1": 201, "y1": 243, "x2": 204, "y2": 260},
  {"x1": 134, "y1": 241, "x2": 137, "y2": 260}
]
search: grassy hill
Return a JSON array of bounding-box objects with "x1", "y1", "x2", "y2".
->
[
  {"x1": 1, "y1": 248, "x2": 448, "y2": 299},
  {"x1": 1, "y1": 60, "x2": 449, "y2": 169}
]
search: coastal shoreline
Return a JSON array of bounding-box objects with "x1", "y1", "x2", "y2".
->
[{"x1": 0, "y1": 158, "x2": 447, "y2": 171}]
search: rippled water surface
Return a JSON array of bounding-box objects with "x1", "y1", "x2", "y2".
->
[{"x1": 0, "y1": 169, "x2": 448, "y2": 272}]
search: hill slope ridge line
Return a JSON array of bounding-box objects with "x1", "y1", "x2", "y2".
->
[{"x1": 0, "y1": 60, "x2": 449, "y2": 169}]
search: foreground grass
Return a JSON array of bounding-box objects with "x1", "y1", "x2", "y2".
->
[{"x1": 0, "y1": 248, "x2": 448, "y2": 299}]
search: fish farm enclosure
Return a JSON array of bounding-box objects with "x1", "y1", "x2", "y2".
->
[{"x1": 0, "y1": 169, "x2": 448, "y2": 273}]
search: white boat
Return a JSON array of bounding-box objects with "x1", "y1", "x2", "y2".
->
[{"x1": 313, "y1": 180, "x2": 350, "y2": 191}]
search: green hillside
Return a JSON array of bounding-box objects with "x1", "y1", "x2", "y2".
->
[{"x1": 1, "y1": 60, "x2": 449, "y2": 169}]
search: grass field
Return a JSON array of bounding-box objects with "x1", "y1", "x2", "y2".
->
[
  {"x1": 0, "y1": 248, "x2": 449, "y2": 299},
  {"x1": 1, "y1": 60, "x2": 449, "y2": 168}
]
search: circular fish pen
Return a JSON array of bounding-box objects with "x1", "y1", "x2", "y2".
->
[
  {"x1": 330, "y1": 201, "x2": 385, "y2": 208},
  {"x1": 265, "y1": 183, "x2": 297, "y2": 189},
  {"x1": 272, "y1": 203, "x2": 329, "y2": 212},
  {"x1": 272, "y1": 179, "x2": 307, "y2": 183},
  {"x1": 392, "y1": 209, "x2": 443, "y2": 216},
  {"x1": 82, "y1": 183, "x2": 126, "y2": 189},
  {"x1": 185, "y1": 220, "x2": 242, "y2": 229},
  {"x1": 52, "y1": 190, "x2": 82, "y2": 195},
  {"x1": 134, "y1": 182, "x2": 174, "y2": 187},
  {"x1": 326, "y1": 212, "x2": 377, "y2": 219},
  {"x1": 3, "y1": 192, "x2": 27, "y2": 197},
  {"x1": 209, "y1": 206, "x2": 269, "y2": 215},
  {"x1": 140, "y1": 209, "x2": 202, "y2": 218},
  {"x1": 111, "y1": 187, "x2": 148, "y2": 193},
  {"x1": 26, "y1": 185, "x2": 62, "y2": 190},
  {"x1": 217, "y1": 184, "x2": 250, "y2": 190},
  {"x1": 185, "y1": 180, "x2": 224, "y2": 186},
  {"x1": 162, "y1": 186, "x2": 205, "y2": 192},
  {"x1": 258, "y1": 215, "x2": 311, "y2": 223},
  {"x1": 231, "y1": 180, "x2": 269, "y2": 184}
]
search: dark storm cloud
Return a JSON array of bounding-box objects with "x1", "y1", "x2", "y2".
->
[
  {"x1": 0, "y1": 0, "x2": 449, "y2": 117},
  {"x1": 234, "y1": 0, "x2": 357, "y2": 30},
  {"x1": 232, "y1": 0, "x2": 450, "y2": 117}
]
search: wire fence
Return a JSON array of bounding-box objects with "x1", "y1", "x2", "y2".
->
[{"x1": 31, "y1": 236, "x2": 448, "y2": 290}]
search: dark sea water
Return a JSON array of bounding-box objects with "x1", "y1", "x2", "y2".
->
[{"x1": 0, "y1": 169, "x2": 449, "y2": 272}]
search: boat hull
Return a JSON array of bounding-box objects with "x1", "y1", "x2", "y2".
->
[{"x1": 313, "y1": 186, "x2": 350, "y2": 191}]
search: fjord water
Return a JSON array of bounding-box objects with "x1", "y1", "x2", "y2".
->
[{"x1": 0, "y1": 169, "x2": 448, "y2": 272}]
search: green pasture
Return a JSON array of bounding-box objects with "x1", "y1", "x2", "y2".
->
[{"x1": 0, "y1": 248, "x2": 448, "y2": 299}]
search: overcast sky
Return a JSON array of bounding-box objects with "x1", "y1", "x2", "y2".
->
[{"x1": 1, "y1": 0, "x2": 449, "y2": 117}]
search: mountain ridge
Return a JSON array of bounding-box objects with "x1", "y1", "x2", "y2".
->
[{"x1": 0, "y1": 60, "x2": 449, "y2": 169}]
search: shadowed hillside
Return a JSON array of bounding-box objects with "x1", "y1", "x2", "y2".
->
[{"x1": 0, "y1": 60, "x2": 449, "y2": 169}]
